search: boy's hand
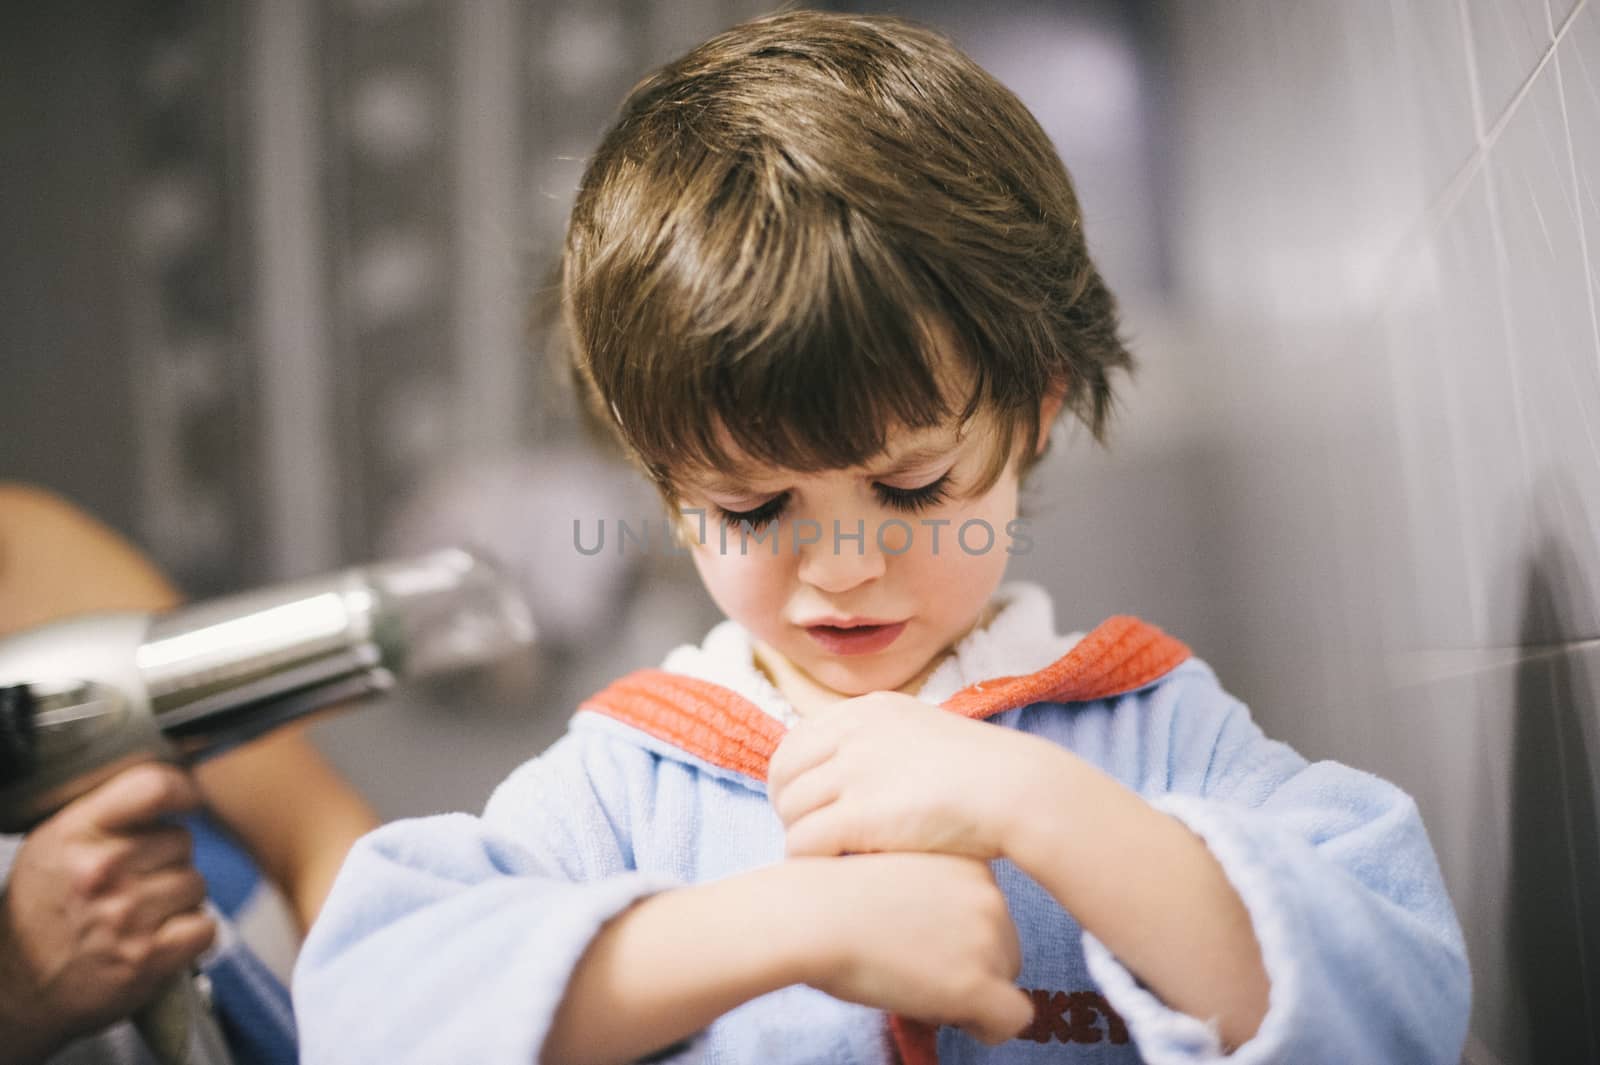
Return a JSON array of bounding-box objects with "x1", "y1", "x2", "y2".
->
[
  {"x1": 785, "y1": 853, "x2": 1034, "y2": 1046},
  {"x1": 767, "y1": 692, "x2": 1051, "y2": 861}
]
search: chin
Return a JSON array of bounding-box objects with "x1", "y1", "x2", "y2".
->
[{"x1": 811, "y1": 658, "x2": 917, "y2": 696}]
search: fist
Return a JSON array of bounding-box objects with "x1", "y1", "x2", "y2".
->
[
  {"x1": 768, "y1": 691, "x2": 1041, "y2": 862},
  {"x1": 0, "y1": 762, "x2": 216, "y2": 1060},
  {"x1": 790, "y1": 852, "x2": 1034, "y2": 1047}
]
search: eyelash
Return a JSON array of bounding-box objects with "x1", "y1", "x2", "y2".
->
[{"x1": 715, "y1": 472, "x2": 953, "y2": 530}]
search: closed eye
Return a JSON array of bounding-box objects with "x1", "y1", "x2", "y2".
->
[
  {"x1": 713, "y1": 471, "x2": 953, "y2": 529},
  {"x1": 715, "y1": 495, "x2": 788, "y2": 530},
  {"x1": 872, "y1": 471, "x2": 952, "y2": 512}
]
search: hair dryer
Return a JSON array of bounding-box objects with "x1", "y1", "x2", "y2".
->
[
  {"x1": 0, "y1": 547, "x2": 533, "y2": 829},
  {"x1": 0, "y1": 547, "x2": 534, "y2": 1063}
]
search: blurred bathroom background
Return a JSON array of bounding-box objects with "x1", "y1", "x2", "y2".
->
[{"x1": 3, "y1": 1, "x2": 1598, "y2": 1060}]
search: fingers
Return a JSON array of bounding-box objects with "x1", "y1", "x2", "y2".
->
[
  {"x1": 76, "y1": 763, "x2": 203, "y2": 835},
  {"x1": 59, "y1": 824, "x2": 195, "y2": 898},
  {"x1": 143, "y1": 910, "x2": 219, "y2": 981},
  {"x1": 118, "y1": 825, "x2": 196, "y2": 875},
  {"x1": 118, "y1": 868, "x2": 211, "y2": 938},
  {"x1": 766, "y1": 720, "x2": 844, "y2": 798},
  {"x1": 29, "y1": 766, "x2": 201, "y2": 903},
  {"x1": 784, "y1": 806, "x2": 853, "y2": 858},
  {"x1": 768, "y1": 763, "x2": 839, "y2": 827},
  {"x1": 122, "y1": 878, "x2": 217, "y2": 985}
]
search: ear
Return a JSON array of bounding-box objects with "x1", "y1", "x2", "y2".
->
[{"x1": 1034, "y1": 381, "x2": 1069, "y2": 456}]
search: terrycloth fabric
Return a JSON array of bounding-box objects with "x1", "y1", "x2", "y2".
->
[{"x1": 294, "y1": 581, "x2": 1471, "y2": 1064}]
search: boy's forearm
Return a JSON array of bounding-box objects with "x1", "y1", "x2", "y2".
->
[
  {"x1": 1001, "y1": 741, "x2": 1269, "y2": 1050},
  {"x1": 541, "y1": 862, "x2": 821, "y2": 1065}
]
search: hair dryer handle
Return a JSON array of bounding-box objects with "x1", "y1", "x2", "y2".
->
[{"x1": 133, "y1": 972, "x2": 234, "y2": 1065}]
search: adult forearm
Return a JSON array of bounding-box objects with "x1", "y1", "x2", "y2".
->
[
  {"x1": 541, "y1": 862, "x2": 816, "y2": 1065},
  {"x1": 1002, "y1": 742, "x2": 1269, "y2": 1050},
  {"x1": 277, "y1": 798, "x2": 380, "y2": 933},
  {"x1": 195, "y1": 729, "x2": 380, "y2": 933}
]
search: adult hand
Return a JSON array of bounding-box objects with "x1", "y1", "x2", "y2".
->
[{"x1": 0, "y1": 762, "x2": 216, "y2": 1064}]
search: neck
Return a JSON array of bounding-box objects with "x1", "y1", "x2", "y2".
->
[{"x1": 751, "y1": 644, "x2": 847, "y2": 719}]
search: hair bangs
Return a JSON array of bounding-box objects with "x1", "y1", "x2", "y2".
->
[{"x1": 598, "y1": 153, "x2": 998, "y2": 498}]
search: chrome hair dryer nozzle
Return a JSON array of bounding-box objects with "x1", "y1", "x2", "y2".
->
[{"x1": 0, "y1": 547, "x2": 534, "y2": 833}]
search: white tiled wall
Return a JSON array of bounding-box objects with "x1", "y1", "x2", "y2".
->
[{"x1": 1150, "y1": 1, "x2": 1600, "y2": 1060}]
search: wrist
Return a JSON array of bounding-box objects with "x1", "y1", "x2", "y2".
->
[
  {"x1": 755, "y1": 858, "x2": 848, "y2": 988},
  {"x1": 994, "y1": 735, "x2": 1081, "y2": 867},
  {"x1": 0, "y1": 963, "x2": 60, "y2": 1065},
  {"x1": 0, "y1": 889, "x2": 76, "y2": 1065}
]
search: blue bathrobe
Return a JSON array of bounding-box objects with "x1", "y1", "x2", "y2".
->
[{"x1": 293, "y1": 582, "x2": 1470, "y2": 1064}]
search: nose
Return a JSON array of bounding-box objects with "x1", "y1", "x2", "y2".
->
[{"x1": 797, "y1": 518, "x2": 888, "y2": 594}]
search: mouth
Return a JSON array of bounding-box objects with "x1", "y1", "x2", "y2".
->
[{"x1": 802, "y1": 619, "x2": 908, "y2": 655}]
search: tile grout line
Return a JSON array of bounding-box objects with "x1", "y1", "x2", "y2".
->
[
  {"x1": 1557, "y1": 0, "x2": 1592, "y2": 40},
  {"x1": 1386, "y1": 0, "x2": 1500, "y2": 260},
  {"x1": 1364, "y1": 0, "x2": 1491, "y2": 354},
  {"x1": 1397, "y1": 636, "x2": 1600, "y2": 657},
  {"x1": 1380, "y1": 0, "x2": 1489, "y2": 643},
  {"x1": 1366, "y1": 2, "x2": 1528, "y2": 653},
  {"x1": 1366, "y1": 3, "x2": 1584, "y2": 656},
  {"x1": 1458, "y1": 0, "x2": 1541, "y2": 630},
  {"x1": 1529, "y1": 15, "x2": 1600, "y2": 605},
  {"x1": 1464, "y1": 0, "x2": 1539, "y2": 528},
  {"x1": 1387, "y1": 637, "x2": 1600, "y2": 688},
  {"x1": 1352, "y1": 5, "x2": 1494, "y2": 656},
  {"x1": 1416, "y1": 0, "x2": 1495, "y2": 640},
  {"x1": 1377, "y1": 0, "x2": 1587, "y2": 295},
  {"x1": 1481, "y1": 0, "x2": 1568, "y2": 149},
  {"x1": 1367, "y1": 0, "x2": 1506, "y2": 329}
]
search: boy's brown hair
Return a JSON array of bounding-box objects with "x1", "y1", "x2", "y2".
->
[{"x1": 560, "y1": 9, "x2": 1133, "y2": 503}]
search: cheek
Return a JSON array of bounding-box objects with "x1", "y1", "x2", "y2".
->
[
  {"x1": 898, "y1": 531, "x2": 1009, "y2": 615},
  {"x1": 690, "y1": 541, "x2": 792, "y2": 623},
  {"x1": 898, "y1": 479, "x2": 1019, "y2": 609}
]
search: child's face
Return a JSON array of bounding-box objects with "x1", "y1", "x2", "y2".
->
[{"x1": 673, "y1": 407, "x2": 1042, "y2": 699}]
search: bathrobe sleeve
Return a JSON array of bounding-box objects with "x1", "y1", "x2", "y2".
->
[
  {"x1": 1078, "y1": 668, "x2": 1472, "y2": 1065},
  {"x1": 291, "y1": 727, "x2": 706, "y2": 1065}
]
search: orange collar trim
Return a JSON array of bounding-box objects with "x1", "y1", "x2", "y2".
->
[{"x1": 576, "y1": 615, "x2": 1190, "y2": 784}]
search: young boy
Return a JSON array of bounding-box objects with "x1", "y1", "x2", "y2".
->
[{"x1": 293, "y1": 11, "x2": 1471, "y2": 1064}]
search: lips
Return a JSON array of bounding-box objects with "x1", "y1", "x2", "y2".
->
[
  {"x1": 803, "y1": 619, "x2": 908, "y2": 655},
  {"x1": 798, "y1": 616, "x2": 901, "y2": 629}
]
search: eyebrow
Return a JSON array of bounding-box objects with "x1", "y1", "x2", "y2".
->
[{"x1": 695, "y1": 441, "x2": 959, "y2": 496}]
